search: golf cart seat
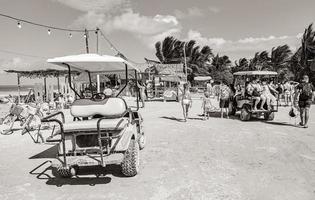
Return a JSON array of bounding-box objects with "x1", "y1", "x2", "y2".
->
[{"x1": 58, "y1": 97, "x2": 130, "y2": 134}]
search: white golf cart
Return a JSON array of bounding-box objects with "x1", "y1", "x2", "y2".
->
[
  {"x1": 230, "y1": 71, "x2": 279, "y2": 121},
  {"x1": 42, "y1": 54, "x2": 145, "y2": 178}
]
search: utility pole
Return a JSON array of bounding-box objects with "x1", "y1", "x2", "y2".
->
[{"x1": 84, "y1": 29, "x2": 89, "y2": 53}]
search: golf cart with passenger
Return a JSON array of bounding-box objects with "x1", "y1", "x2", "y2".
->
[
  {"x1": 230, "y1": 71, "x2": 279, "y2": 121},
  {"x1": 42, "y1": 54, "x2": 145, "y2": 178}
]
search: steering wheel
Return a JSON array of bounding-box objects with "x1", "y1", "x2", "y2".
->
[{"x1": 91, "y1": 93, "x2": 106, "y2": 101}]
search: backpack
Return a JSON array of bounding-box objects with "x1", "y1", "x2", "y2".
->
[
  {"x1": 300, "y1": 83, "x2": 313, "y2": 100},
  {"x1": 220, "y1": 86, "x2": 230, "y2": 100}
]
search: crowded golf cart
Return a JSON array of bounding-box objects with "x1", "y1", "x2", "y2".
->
[
  {"x1": 42, "y1": 54, "x2": 145, "y2": 178},
  {"x1": 230, "y1": 71, "x2": 279, "y2": 121}
]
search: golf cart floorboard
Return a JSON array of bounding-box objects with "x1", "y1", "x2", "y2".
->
[{"x1": 53, "y1": 153, "x2": 124, "y2": 167}]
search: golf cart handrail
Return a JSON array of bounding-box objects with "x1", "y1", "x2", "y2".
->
[{"x1": 233, "y1": 71, "x2": 278, "y2": 76}]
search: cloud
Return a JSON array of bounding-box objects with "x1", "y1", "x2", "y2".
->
[
  {"x1": 174, "y1": 7, "x2": 204, "y2": 19},
  {"x1": 186, "y1": 30, "x2": 302, "y2": 59},
  {"x1": 53, "y1": 0, "x2": 128, "y2": 13},
  {"x1": 70, "y1": 7, "x2": 181, "y2": 49},
  {"x1": 208, "y1": 6, "x2": 220, "y2": 14}
]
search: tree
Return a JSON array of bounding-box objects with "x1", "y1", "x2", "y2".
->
[
  {"x1": 210, "y1": 54, "x2": 233, "y2": 84},
  {"x1": 233, "y1": 58, "x2": 250, "y2": 72},
  {"x1": 249, "y1": 51, "x2": 270, "y2": 70},
  {"x1": 155, "y1": 36, "x2": 213, "y2": 82}
]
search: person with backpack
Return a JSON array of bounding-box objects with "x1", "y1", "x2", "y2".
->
[
  {"x1": 294, "y1": 75, "x2": 315, "y2": 128},
  {"x1": 219, "y1": 80, "x2": 231, "y2": 118}
]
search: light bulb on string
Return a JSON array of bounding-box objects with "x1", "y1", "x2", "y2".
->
[
  {"x1": 48, "y1": 29, "x2": 51, "y2": 35},
  {"x1": 69, "y1": 33, "x2": 72, "y2": 38},
  {"x1": 83, "y1": 33, "x2": 87, "y2": 38},
  {"x1": 17, "y1": 21, "x2": 22, "y2": 29}
]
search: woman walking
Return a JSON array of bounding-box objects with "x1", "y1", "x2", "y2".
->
[{"x1": 180, "y1": 83, "x2": 192, "y2": 122}]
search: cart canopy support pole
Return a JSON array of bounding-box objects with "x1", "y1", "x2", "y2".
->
[
  {"x1": 135, "y1": 70, "x2": 139, "y2": 111},
  {"x1": 64, "y1": 63, "x2": 80, "y2": 98},
  {"x1": 87, "y1": 71, "x2": 94, "y2": 96},
  {"x1": 116, "y1": 64, "x2": 128, "y2": 97}
]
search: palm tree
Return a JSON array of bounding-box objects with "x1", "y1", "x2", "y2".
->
[
  {"x1": 210, "y1": 54, "x2": 233, "y2": 84},
  {"x1": 249, "y1": 51, "x2": 270, "y2": 70},
  {"x1": 301, "y1": 24, "x2": 315, "y2": 74},
  {"x1": 270, "y1": 45, "x2": 292, "y2": 71},
  {"x1": 155, "y1": 36, "x2": 213, "y2": 82},
  {"x1": 233, "y1": 58, "x2": 249, "y2": 72}
]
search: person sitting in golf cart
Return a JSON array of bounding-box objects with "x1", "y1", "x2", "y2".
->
[
  {"x1": 246, "y1": 78, "x2": 264, "y2": 111},
  {"x1": 261, "y1": 79, "x2": 278, "y2": 110}
]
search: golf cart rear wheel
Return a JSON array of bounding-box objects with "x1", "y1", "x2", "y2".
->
[
  {"x1": 240, "y1": 107, "x2": 251, "y2": 121},
  {"x1": 121, "y1": 139, "x2": 140, "y2": 177},
  {"x1": 138, "y1": 133, "x2": 146, "y2": 150},
  {"x1": 52, "y1": 165, "x2": 74, "y2": 178},
  {"x1": 264, "y1": 112, "x2": 275, "y2": 121}
]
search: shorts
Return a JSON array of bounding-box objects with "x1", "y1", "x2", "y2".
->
[
  {"x1": 220, "y1": 99, "x2": 229, "y2": 108},
  {"x1": 298, "y1": 100, "x2": 312, "y2": 108},
  {"x1": 182, "y1": 99, "x2": 191, "y2": 105}
]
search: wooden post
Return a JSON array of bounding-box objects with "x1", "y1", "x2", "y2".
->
[
  {"x1": 57, "y1": 76, "x2": 60, "y2": 93},
  {"x1": 17, "y1": 74, "x2": 21, "y2": 104},
  {"x1": 44, "y1": 77, "x2": 47, "y2": 102}
]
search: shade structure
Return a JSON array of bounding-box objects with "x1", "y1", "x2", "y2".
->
[
  {"x1": 74, "y1": 73, "x2": 110, "y2": 83},
  {"x1": 194, "y1": 76, "x2": 212, "y2": 81},
  {"x1": 160, "y1": 75, "x2": 181, "y2": 82},
  {"x1": 233, "y1": 71, "x2": 278, "y2": 76},
  {"x1": 47, "y1": 54, "x2": 140, "y2": 73}
]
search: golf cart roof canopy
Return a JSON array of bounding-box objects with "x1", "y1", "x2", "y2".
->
[
  {"x1": 233, "y1": 71, "x2": 278, "y2": 76},
  {"x1": 47, "y1": 53, "x2": 139, "y2": 73}
]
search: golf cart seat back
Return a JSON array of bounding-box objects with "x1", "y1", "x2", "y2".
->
[{"x1": 71, "y1": 97, "x2": 128, "y2": 118}]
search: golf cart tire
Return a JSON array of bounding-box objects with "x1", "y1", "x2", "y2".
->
[
  {"x1": 138, "y1": 133, "x2": 146, "y2": 150},
  {"x1": 121, "y1": 139, "x2": 140, "y2": 177},
  {"x1": 229, "y1": 103, "x2": 236, "y2": 116},
  {"x1": 240, "y1": 107, "x2": 251, "y2": 121},
  {"x1": 52, "y1": 165, "x2": 73, "y2": 178},
  {"x1": 264, "y1": 112, "x2": 275, "y2": 121}
]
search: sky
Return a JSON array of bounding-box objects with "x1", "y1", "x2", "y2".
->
[{"x1": 0, "y1": 0, "x2": 315, "y2": 85}]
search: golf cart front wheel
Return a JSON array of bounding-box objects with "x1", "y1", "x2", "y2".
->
[
  {"x1": 264, "y1": 112, "x2": 275, "y2": 121},
  {"x1": 121, "y1": 139, "x2": 140, "y2": 177},
  {"x1": 240, "y1": 108, "x2": 251, "y2": 121}
]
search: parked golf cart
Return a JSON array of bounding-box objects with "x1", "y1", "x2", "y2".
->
[
  {"x1": 230, "y1": 71, "x2": 279, "y2": 121},
  {"x1": 42, "y1": 54, "x2": 145, "y2": 178}
]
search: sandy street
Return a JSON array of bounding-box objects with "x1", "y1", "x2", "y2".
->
[{"x1": 0, "y1": 99, "x2": 315, "y2": 200}]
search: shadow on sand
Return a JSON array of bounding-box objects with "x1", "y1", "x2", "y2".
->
[
  {"x1": 261, "y1": 121, "x2": 298, "y2": 128},
  {"x1": 29, "y1": 146, "x2": 128, "y2": 186},
  {"x1": 160, "y1": 116, "x2": 184, "y2": 122},
  {"x1": 29, "y1": 144, "x2": 58, "y2": 159}
]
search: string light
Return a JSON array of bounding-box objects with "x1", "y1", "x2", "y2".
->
[
  {"x1": 17, "y1": 21, "x2": 21, "y2": 29},
  {"x1": 47, "y1": 29, "x2": 51, "y2": 35},
  {"x1": 84, "y1": 33, "x2": 87, "y2": 38}
]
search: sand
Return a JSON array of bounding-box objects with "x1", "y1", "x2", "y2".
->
[{"x1": 0, "y1": 99, "x2": 315, "y2": 200}]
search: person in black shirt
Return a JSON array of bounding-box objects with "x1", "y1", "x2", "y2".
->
[{"x1": 294, "y1": 75, "x2": 315, "y2": 128}]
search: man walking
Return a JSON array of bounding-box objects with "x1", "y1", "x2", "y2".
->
[{"x1": 294, "y1": 75, "x2": 315, "y2": 128}]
